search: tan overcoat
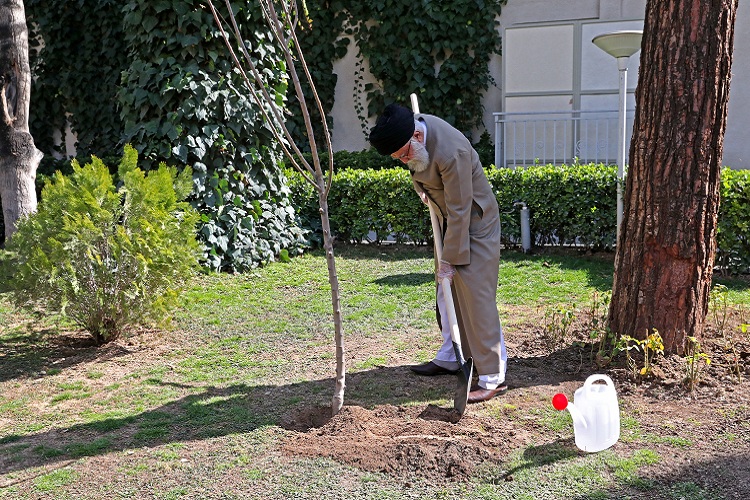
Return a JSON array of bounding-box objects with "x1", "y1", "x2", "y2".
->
[{"x1": 410, "y1": 113, "x2": 504, "y2": 376}]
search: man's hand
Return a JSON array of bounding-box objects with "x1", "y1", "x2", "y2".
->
[
  {"x1": 437, "y1": 260, "x2": 456, "y2": 282},
  {"x1": 418, "y1": 191, "x2": 429, "y2": 205}
]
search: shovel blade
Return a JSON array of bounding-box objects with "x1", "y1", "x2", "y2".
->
[{"x1": 454, "y1": 357, "x2": 474, "y2": 416}]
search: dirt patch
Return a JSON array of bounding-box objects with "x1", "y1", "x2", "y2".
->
[
  {"x1": 278, "y1": 313, "x2": 750, "y2": 491},
  {"x1": 282, "y1": 404, "x2": 524, "y2": 481}
]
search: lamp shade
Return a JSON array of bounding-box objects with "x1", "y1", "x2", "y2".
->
[{"x1": 592, "y1": 31, "x2": 643, "y2": 58}]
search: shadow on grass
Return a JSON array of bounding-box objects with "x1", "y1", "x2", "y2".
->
[
  {"x1": 477, "y1": 427, "x2": 750, "y2": 499},
  {"x1": 0, "y1": 330, "x2": 130, "y2": 384},
  {"x1": 318, "y1": 243, "x2": 435, "y2": 262},
  {"x1": 372, "y1": 271, "x2": 434, "y2": 287},
  {"x1": 368, "y1": 248, "x2": 621, "y2": 292},
  {"x1": 0, "y1": 364, "x2": 461, "y2": 476},
  {"x1": 501, "y1": 250, "x2": 615, "y2": 293},
  {"x1": 478, "y1": 439, "x2": 579, "y2": 484},
  {"x1": 480, "y1": 439, "x2": 750, "y2": 499},
  {"x1": 0, "y1": 344, "x2": 593, "y2": 479}
]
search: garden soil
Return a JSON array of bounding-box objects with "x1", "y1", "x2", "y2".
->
[{"x1": 280, "y1": 308, "x2": 750, "y2": 497}]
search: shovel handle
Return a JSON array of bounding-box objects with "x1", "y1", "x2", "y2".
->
[
  {"x1": 441, "y1": 277, "x2": 467, "y2": 366},
  {"x1": 413, "y1": 93, "x2": 468, "y2": 365},
  {"x1": 429, "y1": 201, "x2": 467, "y2": 366},
  {"x1": 429, "y1": 202, "x2": 444, "y2": 261},
  {"x1": 410, "y1": 93, "x2": 420, "y2": 114}
]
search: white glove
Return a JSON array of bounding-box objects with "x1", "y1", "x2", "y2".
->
[{"x1": 437, "y1": 260, "x2": 456, "y2": 283}]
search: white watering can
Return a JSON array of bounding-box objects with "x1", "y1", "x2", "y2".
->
[{"x1": 552, "y1": 374, "x2": 620, "y2": 452}]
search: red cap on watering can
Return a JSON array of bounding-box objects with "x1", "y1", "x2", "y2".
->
[{"x1": 552, "y1": 393, "x2": 568, "y2": 410}]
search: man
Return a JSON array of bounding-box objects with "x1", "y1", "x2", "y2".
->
[{"x1": 368, "y1": 103, "x2": 508, "y2": 403}]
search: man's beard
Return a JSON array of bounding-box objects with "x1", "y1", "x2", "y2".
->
[{"x1": 407, "y1": 140, "x2": 430, "y2": 172}]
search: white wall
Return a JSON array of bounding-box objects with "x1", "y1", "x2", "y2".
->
[
  {"x1": 329, "y1": 0, "x2": 748, "y2": 168},
  {"x1": 723, "y1": 3, "x2": 749, "y2": 168},
  {"x1": 330, "y1": 34, "x2": 377, "y2": 152}
]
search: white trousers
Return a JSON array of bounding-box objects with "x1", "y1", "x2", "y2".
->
[{"x1": 432, "y1": 283, "x2": 507, "y2": 389}]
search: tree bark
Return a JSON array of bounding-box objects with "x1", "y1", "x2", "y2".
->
[
  {"x1": 0, "y1": 0, "x2": 43, "y2": 243},
  {"x1": 608, "y1": 0, "x2": 737, "y2": 353}
]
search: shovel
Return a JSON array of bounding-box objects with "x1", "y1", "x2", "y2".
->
[
  {"x1": 428, "y1": 203, "x2": 474, "y2": 415},
  {"x1": 410, "y1": 93, "x2": 474, "y2": 415}
]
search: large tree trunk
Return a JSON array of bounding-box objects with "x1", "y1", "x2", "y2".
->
[
  {"x1": 608, "y1": 0, "x2": 737, "y2": 354},
  {"x1": 0, "y1": 0, "x2": 43, "y2": 243}
]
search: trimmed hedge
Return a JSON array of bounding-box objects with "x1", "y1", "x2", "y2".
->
[
  {"x1": 717, "y1": 168, "x2": 750, "y2": 273},
  {"x1": 288, "y1": 163, "x2": 750, "y2": 274},
  {"x1": 488, "y1": 164, "x2": 617, "y2": 249},
  {"x1": 287, "y1": 167, "x2": 431, "y2": 247}
]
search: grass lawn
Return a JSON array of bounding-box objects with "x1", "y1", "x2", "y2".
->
[{"x1": 1, "y1": 244, "x2": 749, "y2": 499}]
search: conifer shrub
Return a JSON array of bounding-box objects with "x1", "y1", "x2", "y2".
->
[{"x1": 3, "y1": 145, "x2": 201, "y2": 344}]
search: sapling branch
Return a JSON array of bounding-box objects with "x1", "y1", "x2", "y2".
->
[{"x1": 207, "y1": 0, "x2": 315, "y2": 186}]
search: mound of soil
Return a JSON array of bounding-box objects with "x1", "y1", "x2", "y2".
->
[
  {"x1": 283, "y1": 404, "x2": 521, "y2": 481},
  {"x1": 279, "y1": 313, "x2": 750, "y2": 492}
]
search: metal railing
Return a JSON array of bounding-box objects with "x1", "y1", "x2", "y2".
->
[{"x1": 493, "y1": 109, "x2": 635, "y2": 168}]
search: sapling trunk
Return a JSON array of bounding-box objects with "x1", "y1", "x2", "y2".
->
[
  {"x1": 208, "y1": 0, "x2": 346, "y2": 415},
  {"x1": 317, "y1": 184, "x2": 345, "y2": 414}
]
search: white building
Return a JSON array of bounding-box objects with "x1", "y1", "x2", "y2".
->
[{"x1": 330, "y1": 0, "x2": 749, "y2": 169}]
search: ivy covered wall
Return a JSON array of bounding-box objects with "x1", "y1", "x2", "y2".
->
[
  {"x1": 27, "y1": 0, "x2": 127, "y2": 158},
  {"x1": 118, "y1": 0, "x2": 307, "y2": 271},
  {"x1": 289, "y1": 0, "x2": 507, "y2": 144},
  {"x1": 24, "y1": 0, "x2": 507, "y2": 268},
  {"x1": 27, "y1": 0, "x2": 307, "y2": 271}
]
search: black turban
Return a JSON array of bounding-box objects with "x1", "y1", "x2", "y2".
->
[{"x1": 368, "y1": 103, "x2": 415, "y2": 156}]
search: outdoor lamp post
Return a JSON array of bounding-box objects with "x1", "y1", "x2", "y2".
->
[{"x1": 592, "y1": 30, "x2": 643, "y2": 244}]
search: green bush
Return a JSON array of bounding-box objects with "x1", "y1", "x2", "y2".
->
[
  {"x1": 2, "y1": 145, "x2": 201, "y2": 344},
  {"x1": 288, "y1": 163, "x2": 617, "y2": 250},
  {"x1": 287, "y1": 161, "x2": 750, "y2": 274},
  {"x1": 488, "y1": 164, "x2": 617, "y2": 249},
  {"x1": 287, "y1": 167, "x2": 431, "y2": 246},
  {"x1": 717, "y1": 167, "x2": 750, "y2": 273}
]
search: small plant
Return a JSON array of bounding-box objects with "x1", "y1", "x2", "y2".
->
[
  {"x1": 641, "y1": 329, "x2": 665, "y2": 377},
  {"x1": 3, "y1": 145, "x2": 201, "y2": 344},
  {"x1": 593, "y1": 330, "x2": 619, "y2": 368},
  {"x1": 683, "y1": 336, "x2": 711, "y2": 392},
  {"x1": 586, "y1": 291, "x2": 614, "y2": 366},
  {"x1": 710, "y1": 283, "x2": 730, "y2": 335},
  {"x1": 710, "y1": 283, "x2": 742, "y2": 382},
  {"x1": 614, "y1": 329, "x2": 664, "y2": 380},
  {"x1": 616, "y1": 334, "x2": 641, "y2": 379},
  {"x1": 542, "y1": 305, "x2": 576, "y2": 352}
]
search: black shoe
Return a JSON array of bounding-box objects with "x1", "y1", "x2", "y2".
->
[{"x1": 409, "y1": 361, "x2": 459, "y2": 376}]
